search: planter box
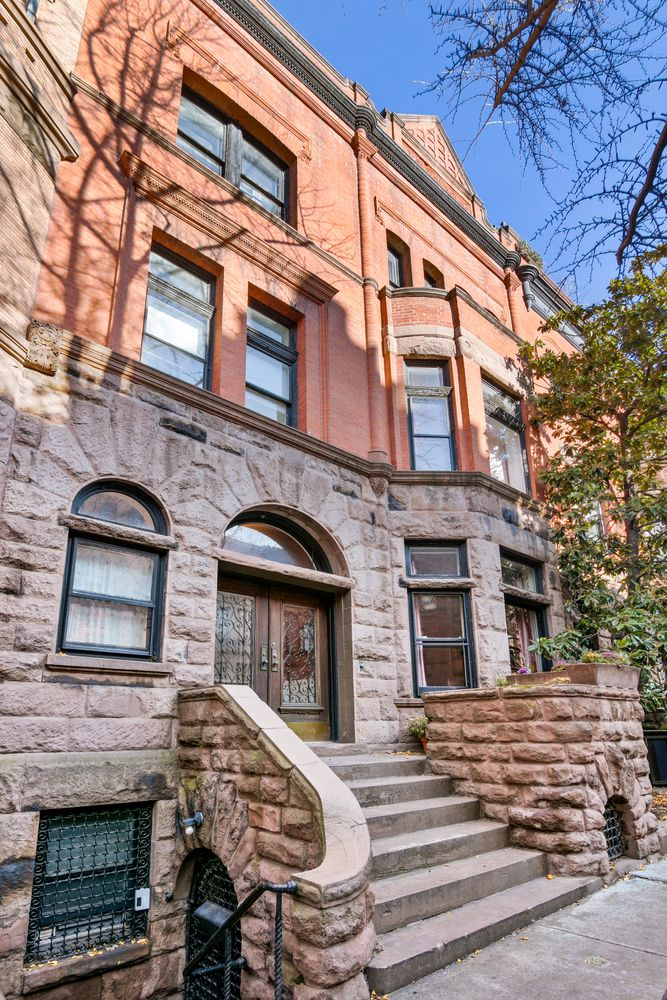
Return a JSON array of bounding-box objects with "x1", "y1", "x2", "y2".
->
[
  {"x1": 508, "y1": 662, "x2": 640, "y2": 690},
  {"x1": 644, "y1": 730, "x2": 667, "y2": 787}
]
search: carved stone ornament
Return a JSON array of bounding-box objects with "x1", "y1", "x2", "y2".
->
[
  {"x1": 24, "y1": 320, "x2": 62, "y2": 376},
  {"x1": 369, "y1": 476, "x2": 389, "y2": 497}
]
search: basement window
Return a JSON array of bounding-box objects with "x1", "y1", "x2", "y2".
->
[{"x1": 25, "y1": 803, "x2": 153, "y2": 963}]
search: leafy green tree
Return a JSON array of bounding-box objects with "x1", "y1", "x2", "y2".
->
[{"x1": 520, "y1": 250, "x2": 667, "y2": 720}]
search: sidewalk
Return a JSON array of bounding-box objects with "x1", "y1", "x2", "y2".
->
[{"x1": 390, "y1": 859, "x2": 667, "y2": 1000}]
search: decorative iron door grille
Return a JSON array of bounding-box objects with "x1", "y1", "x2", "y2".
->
[
  {"x1": 25, "y1": 802, "x2": 152, "y2": 963},
  {"x1": 186, "y1": 854, "x2": 242, "y2": 1000}
]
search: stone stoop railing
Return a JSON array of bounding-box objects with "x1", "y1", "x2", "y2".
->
[
  {"x1": 422, "y1": 684, "x2": 662, "y2": 877},
  {"x1": 177, "y1": 686, "x2": 375, "y2": 1000}
]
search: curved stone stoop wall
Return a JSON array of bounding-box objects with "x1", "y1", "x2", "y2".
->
[{"x1": 177, "y1": 686, "x2": 375, "y2": 1000}]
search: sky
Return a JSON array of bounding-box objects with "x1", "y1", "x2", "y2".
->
[{"x1": 269, "y1": 0, "x2": 612, "y2": 303}]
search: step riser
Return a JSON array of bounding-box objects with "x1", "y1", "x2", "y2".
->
[
  {"x1": 365, "y1": 879, "x2": 600, "y2": 995},
  {"x1": 366, "y1": 799, "x2": 479, "y2": 839},
  {"x1": 372, "y1": 826, "x2": 509, "y2": 878},
  {"x1": 350, "y1": 776, "x2": 452, "y2": 807},
  {"x1": 373, "y1": 855, "x2": 546, "y2": 933},
  {"x1": 329, "y1": 758, "x2": 426, "y2": 781}
]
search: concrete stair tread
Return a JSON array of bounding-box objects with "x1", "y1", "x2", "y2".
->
[
  {"x1": 366, "y1": 874, "x2": 601, "y2": 985},
  {"x1": 363, "y1": 795, "x2": 476, "y2": 821},
  {"x1": 346, "y1": 773, "x2": 444, "y2": 792},
  {"x1": 372, "y1": 818, "x2": 507, "y2": 856},
  {"x1": 371, "y1": 846, "x2": 545, "y2": 903},
  {"x1": 322, "y1": 752, "x2": 424, "y2": 766}
]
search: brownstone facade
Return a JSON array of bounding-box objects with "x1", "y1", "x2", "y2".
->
[{"x1": 0, "y1": 0, "x2": 608, "y2": 997}]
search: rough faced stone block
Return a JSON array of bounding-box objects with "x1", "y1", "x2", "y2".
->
[{"x1": 292, "y1": 922, "x2": 376, "y2": 988}]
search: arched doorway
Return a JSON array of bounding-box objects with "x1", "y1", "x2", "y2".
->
[
  {"x1": 216, "y1": 513, "x2": 336, "y2": 740},
  {"x1": 185, "y1": 852, "x2": 241, "y2": 1000}
]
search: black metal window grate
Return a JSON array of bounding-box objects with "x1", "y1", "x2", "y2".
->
[
  {"x1": 603, "y1": 801, "x2": 625, "y2": 860},
  {"x1": 25, "y1": 803, "x2": 152, "y2": 964}
]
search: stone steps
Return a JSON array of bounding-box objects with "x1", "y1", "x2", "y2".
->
[
  {"x1": 365, "y1": 873, "x2": 601, "y2": 994},
  {"x1": 345, "y1": 772, "x2": 452, "y2": 807},
  {"x1": 323, "y1": 747, "x2": 601, "y2": 994},
  {"x1": 362, "y1": 794, "x2": 479, "y2": 838},
  {"x1": 371, "y1": 846, "x2": 546, "y2": 933}
]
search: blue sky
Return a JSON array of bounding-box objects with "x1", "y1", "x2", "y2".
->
[{"x1": 270, "y1": 0, "x2": 612, "y2": 302}]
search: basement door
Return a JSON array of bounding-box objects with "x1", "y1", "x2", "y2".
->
[{"x1": 215, "y1": 578, "x2": 331, "y2": 740}]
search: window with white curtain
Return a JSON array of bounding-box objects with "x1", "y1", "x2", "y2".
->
[{"x1": 59, "y1": 484, "x2": 165, "y2": 658}]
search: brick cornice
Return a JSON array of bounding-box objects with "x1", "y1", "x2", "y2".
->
[{"x1": 119, "y1": 151, "x2": 339, "y2": 303}]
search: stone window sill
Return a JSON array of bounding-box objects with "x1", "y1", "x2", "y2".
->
[
  {"x1": 399, "y1": 576, "x2": 476, "y2": 590},
  {"x1": 500, "y1": 584, "x2": 552, "y2": 605},
  {"x1": 22, "y1": 940, "x2": 151, "y2": 993},
  {"x1": 45, "y1": 653, "x2": 173, "y2": 677}
]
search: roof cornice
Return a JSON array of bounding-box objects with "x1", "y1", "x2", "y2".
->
[{"x1": 213, "y1": 0, "x2": 573, "y2": 311}]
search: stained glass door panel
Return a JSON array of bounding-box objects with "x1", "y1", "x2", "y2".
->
[{"x1": 281, "y1": 605, "x2": 317, "y2": 705}]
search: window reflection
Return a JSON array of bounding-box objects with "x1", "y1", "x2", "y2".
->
[{"x1": 223, "y1": 522, "x2": 314, "y2": 569}]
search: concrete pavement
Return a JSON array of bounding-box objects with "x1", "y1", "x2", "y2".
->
[{"x1": 389, "y1": 859, "x2": 667, "y2": 999}]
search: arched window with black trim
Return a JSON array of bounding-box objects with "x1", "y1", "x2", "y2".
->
[{"x1": 59, "y1": 482, "x2": 166, "y2": 659}]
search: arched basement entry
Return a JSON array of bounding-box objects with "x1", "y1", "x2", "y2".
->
[
  {"x1": 215, "y1": 510, "x2": 354, "y2": 742},
  {"x1": 185, "y1": 851, "x2": 241, "y2": 1000}
]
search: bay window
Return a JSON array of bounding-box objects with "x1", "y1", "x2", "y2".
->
[
  {"x1": 405, "y1": 363, "x2": 456, "y2": 471},
  {"x1": 406, "y1": 542, "x2": 475, "y2": 691},
  {"x1": 501, "y1": 551, "x2": 548, "y2": 673},
  {"x1": 483, "y1": 379, "x2": 529, "y2": 492}
]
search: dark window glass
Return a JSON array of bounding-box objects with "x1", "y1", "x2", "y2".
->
[
  {"x1": 25, "y1": 804, "x2": 152, "y2": 963},
  {"x1": 141, "y1": 248, "x2": 214, "y2": 389},
  {"x1": 410, "y1": 590, "x2": 474, "y2": 689},
  {"x1": 423, "y1": 263, "x2": 443, "y2": 289},
  {"x1": 483, "y1": 380, "x2": 529, "y2": 492},
  {"x1": 177, "y1": 89, "x2": 288, "y2": 220},
  {"x1": 501, "y1": 554, "x2": 541, "y2": 593},
  {"x1": 505, "y1": 601, "x2": 547, "y2": 673},
  {"x1": 387, "y1": 246, "x2": 404, "y2": 288},
  {"x1": 60, "y1": 486, "x2": 165, "y2": 659},
  {"x1": 245, "y1": 303, "x2": 296, "y2": 426},
  {"x1": 406, "y1": 363, "x2": 456, "y2": 471},
  {"x1": 407, "y1": 544, "x2": 464, "y2": 577}
]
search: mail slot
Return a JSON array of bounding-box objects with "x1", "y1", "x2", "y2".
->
[{"x1": 193, "y1": 900, "x2": 234, "y2": 936}]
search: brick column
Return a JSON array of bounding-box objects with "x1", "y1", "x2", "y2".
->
[{"x1": 353, "y1": 128, "x2": 389, "y2": 463}]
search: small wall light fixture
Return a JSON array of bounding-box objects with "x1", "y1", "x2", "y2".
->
[{"x1": 181, "y1": 811, "x2": 204, "y2": 837}]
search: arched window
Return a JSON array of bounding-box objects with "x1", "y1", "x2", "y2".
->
[
  {"x1": 222, "y1": 513, "x2": 330, "y2": 572},
  {"x1": 59, "y1": 483, "x2": 166, "y2": 658}
]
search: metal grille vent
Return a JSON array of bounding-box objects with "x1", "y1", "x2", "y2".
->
[
  {"x1": 25, "y1": 803, "x2": 152, "y2": 963},
  {"x1": 603, "y1": 801, "x2": 625, "y2": 860},
  {"x1": 186, "y1": 854, "x2": 242, "y2": 1000}
]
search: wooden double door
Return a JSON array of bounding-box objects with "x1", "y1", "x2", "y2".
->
[{"x1": 215, "y1": 577, "x2": 331, "y2": 740}]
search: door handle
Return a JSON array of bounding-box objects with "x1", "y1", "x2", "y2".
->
[
  {"x1": 271, "y1": 642, "x2": 279, "y2": 672},
  {"x1": 260, "y1": 646, "x2": 268, "y2": 671}
]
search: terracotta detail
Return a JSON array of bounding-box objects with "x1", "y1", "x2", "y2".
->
[{"x1": 24, "y1": 320, "x2": 62, "y2": 375}]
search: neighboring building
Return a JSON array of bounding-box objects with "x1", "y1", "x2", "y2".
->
[{"x1": 0, "y1": 0, "x2": 586, "y2": 997}]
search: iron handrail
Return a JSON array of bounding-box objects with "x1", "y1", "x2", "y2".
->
[{"x1": 184, "y1": 879, "x2": 298, "y2": 1000}]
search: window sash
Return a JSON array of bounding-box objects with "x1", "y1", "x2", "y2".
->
[
  {"x1": 407, "y1": 396, "x2": 455, "y2": 471},
  {"x1": 410, "y1": 590, "x2": 474, "y2": 690},
  {"x1": 245, "y1": 308, "x2": 297, "y2": 426},
  {"x1": 505, "y1": 599, "x2": 548, "y2": 673},
  {"x1": 406, "y1": 543, "x2": 465, "y2": 578},
  {"x1": 60, "y1": 537, "x2": 162, "y2": 658},
  {"x1": 388, "y1": 247, "x2": 403, "y2": 288},
  {"x1": 177, "y1": 90, "x2": 288, "y2": 220},
  {"x1": 141, "y1": 256, "x2": 214, "y2": 390},
  {"x1": 500, "y1": 553, "x2": 542, "y2": 594}
]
